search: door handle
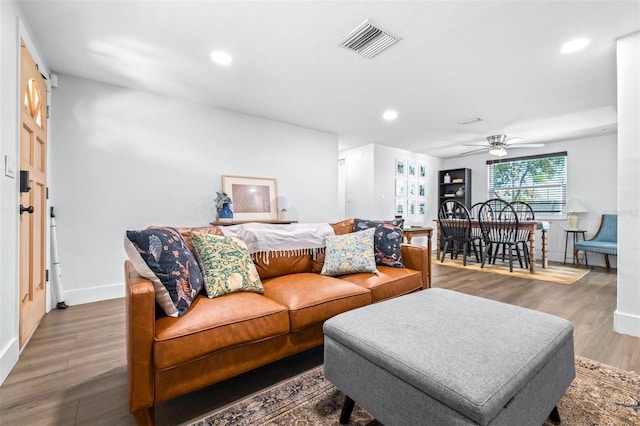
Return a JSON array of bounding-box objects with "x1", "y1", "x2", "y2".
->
[{"x1": 20, "y1": 205, "x2": 34, "y2": 215}]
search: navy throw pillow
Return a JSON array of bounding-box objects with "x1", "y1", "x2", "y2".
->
[
  {"x1": 354, "y1": 219, "x2": 405, "y2": 268},
  {"x1": 124, "y1": 227, "x2": 203, "y2": 316}
]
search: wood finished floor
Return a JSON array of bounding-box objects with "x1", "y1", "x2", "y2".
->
[{"x1": 0, "y1": 262, "x2": 637, "y2": 425}]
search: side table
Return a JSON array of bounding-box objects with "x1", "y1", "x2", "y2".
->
[
  {"x1": 403, "y1": 227, "x2": 433, "y2": 244},
  {"x1": 564, "y1": 230, "x2": 586, "y2": 265},
  {"x1": 403, "y1": 227, "x2": 433, "y2": 289}
]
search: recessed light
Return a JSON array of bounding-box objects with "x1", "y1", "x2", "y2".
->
[
  {"x1": 210, "y1": 50, "x2": 232, "y2": 66},
  {"x1": 561, "y1": 38, "x2": 590, "y2": 54},
  {"x1": 382, "y1": 110, "x2": 398, "y2": 121}
]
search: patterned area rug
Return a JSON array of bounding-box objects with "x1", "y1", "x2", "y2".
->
[
  {"x1": 436, "y1": 255, "x2": 590, "y2": 285},
  {"x1": 186, "y1": 356, "x2": 639, "y2": 425}
]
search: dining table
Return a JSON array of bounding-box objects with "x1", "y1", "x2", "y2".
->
[{"x1": 435, "y1": 219, "x2": 548, "y2": 273}]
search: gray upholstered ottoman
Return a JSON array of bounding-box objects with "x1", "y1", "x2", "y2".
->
[{"x1": 323, "y1": 288, "x2": 575, "y2": 426}]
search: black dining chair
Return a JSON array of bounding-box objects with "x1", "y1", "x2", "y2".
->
[
  {"x1": 469, "y1": 202, "x2": 488, "y2": 260},
  {"x1": 475, "y1": 200, "x2": 504, "y2": 263},
  {"x1": 438, "y1": 200, "x2": 479, "y2": 266},
  {"x1": 478, "y1": 199, "x2": 521, "y2": 272},
  {"x1": 510, "y1": 201, "x2": 535, "y2": 268}
]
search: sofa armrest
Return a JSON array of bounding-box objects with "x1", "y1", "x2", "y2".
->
[
  {"x1": 401, "y1": 244, "x2": 431, "y2": 289},
  {"x1": 125, "y1": 260, "x2": 156, "y2": 417}
]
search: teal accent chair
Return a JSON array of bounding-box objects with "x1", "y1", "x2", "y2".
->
[{"x1": 574, "y1": 214, "x2": 617, "y2": 270}]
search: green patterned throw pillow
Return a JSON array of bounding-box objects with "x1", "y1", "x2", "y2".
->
[
  {"x1": 189, "y1": 231, "x2": 264, "y2": 298},
  {"x1": 321, "y1": 227, "x2": 378, "y2": 276}
]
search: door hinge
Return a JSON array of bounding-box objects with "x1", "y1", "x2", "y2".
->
[
  {"x1": 46, "y1": 269, "x2": 49, "y2": 282},
  {"x1": 46, "y1": 187, "x2": 49, "y2": 199},
  {"x1": 47, "y1": 105, "x2": 50, "y2": 118}
]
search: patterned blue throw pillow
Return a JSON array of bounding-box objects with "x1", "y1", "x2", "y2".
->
[
  {"x1": 321, "y1": 227, "x2": 378, "y2": 276},
  {"x1": 354, "y1": 218, "x2": 405, "y2": 268},
  {"x1": 124, "y1": 227, "x2": 204, "y2": 317}
]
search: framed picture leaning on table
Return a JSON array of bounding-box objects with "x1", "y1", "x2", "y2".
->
[{"x1": 221, "y1": 175, "x2": 279, "y2": 222}]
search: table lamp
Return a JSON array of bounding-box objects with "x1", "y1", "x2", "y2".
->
[
  {"x1": 278, "y1": 196, "x2": 291, "y2": 221},
  {"x1": 564, "y1": 198, "x2": 587, "y2": 230}
]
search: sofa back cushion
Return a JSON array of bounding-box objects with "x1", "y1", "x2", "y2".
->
[
  {"x1": 175, "y1": 225, "x2": 224, "y2": 252},
  {"x1": 171, "y1": 220, "x2": 356, "y2": 281},
  {"x1": 252, "y1": 253, "x2": 313, "y2": 280}
]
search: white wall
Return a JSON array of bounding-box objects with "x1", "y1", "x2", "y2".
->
[
  {"x1": 340, "y1": 143, "x2": 443, "y2": 247},
  {"x1": 372, "y1": 144, "x2": 442, "y2": 229},
  {"x1": 442, "y1": 134, "x2": 618, "y2": 266},
  {"x1": 615, "y1": 32, "x2": 640, "y2": 337},
  {"x1": 49, "y1": 75, "x2": 340, "y2": 306},
  {"x1": 341, "y1": 144, "x2": 375, "y2": 218}
]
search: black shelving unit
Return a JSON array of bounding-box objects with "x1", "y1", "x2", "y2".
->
[{"x1": 438, "y1": 168, "x2": 472, "y2": 208}]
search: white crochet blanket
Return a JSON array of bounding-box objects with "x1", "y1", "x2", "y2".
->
[{"x1": 220, "y1": 222, "x2": 335, "y2": 263}]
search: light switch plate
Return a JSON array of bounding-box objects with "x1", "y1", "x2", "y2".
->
[{"x1": 5, "y1": 155, "x2": 16, "y2": 179}]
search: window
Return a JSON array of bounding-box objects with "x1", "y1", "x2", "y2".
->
[
  {"x1": 487, "y1": 152, "x2": 567, "y2": 215},
  {"x1": 24, "y1": 78, "x2": 44, "y2": 128}
]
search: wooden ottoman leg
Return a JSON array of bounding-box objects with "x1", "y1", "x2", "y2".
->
[
  {"x1": 340, "y1": 395, "x2": 356, "y2": 424},
  {"x1": 548, "y1": 405, "x2": 561, "y2": 424}
]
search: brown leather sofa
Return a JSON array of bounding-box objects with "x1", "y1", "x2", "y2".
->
[{"x1": 125, "y1": 219, "x2": 431, "y2": 425}]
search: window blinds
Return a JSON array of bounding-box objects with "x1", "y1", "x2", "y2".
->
[{"x1": 487, "y1": 152, "x2": 567, "y2": 215}]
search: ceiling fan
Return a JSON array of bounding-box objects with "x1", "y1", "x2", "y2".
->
[{"x1": 461, "y1": 135, "x2": 544, "y2": 157}]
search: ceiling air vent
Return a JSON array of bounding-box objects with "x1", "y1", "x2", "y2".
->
[{"x1": 339, "y1": 19, "x2": 401, "y2": 59}]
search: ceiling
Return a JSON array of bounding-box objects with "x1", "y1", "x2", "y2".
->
[{"x1": 19, "y1": 0, "x2": 640, "y2": 158}]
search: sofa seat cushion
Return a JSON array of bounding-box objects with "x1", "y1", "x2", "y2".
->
[
  {"x1": 262, "y1": 273, "x2": 371, "y2": 332},
  {"x1": 339, "y1": 266, "x2": 422, "y2": 302},
  {"x1": 154, "y1": 292, "x2": 289, "y2": 369}
]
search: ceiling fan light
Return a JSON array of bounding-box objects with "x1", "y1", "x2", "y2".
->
[
  {"x1": 489, "y1": 146, "x2": 507, "y2": 157},
  {"x1": 487, "y1": 134, "x2": 507, "y2": 144}
]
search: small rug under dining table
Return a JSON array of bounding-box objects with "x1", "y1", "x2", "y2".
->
[{"x1": 435, "y1": 254, "x2": 590, "y2": 285}]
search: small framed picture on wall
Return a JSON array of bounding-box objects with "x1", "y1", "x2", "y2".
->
[
  {"x1": 395, "y1": 179, "x2": 405, "y2": 197},
  {"x1": 408, "y1": 161, "x2": 417, "y2": 178},
  {"x1": 418, "y1": 182, "x2": 426, "y2": 198},
  {"x1": 419, "y1": 201, "x2": 426, "y2": 215},
  {"x1": 395, "y1": 199, "x2": 405, "y2": 217},
  {"x1": 408, "y1": 181, "x2": 417, "y2": 198},
  {"x1": 419, "y1": 163, "x2": 427, "y2": 178},
  {"x1": 395, "y1": 158, "x2": 406, "y2": 177},
  {"x1": 408, "y1": 200, "x2": 417, "y2": 217}
]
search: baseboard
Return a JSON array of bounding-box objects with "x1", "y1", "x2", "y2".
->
[
  {"x1": 614, "y1": 310, "x2": 640, "y2": 338},
  {"x1": 0, "y1": 338, "x2": 19, "y2": 386},
  {"x1": 64, "y1": 282, "x2": 125, "y2": 306}
]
